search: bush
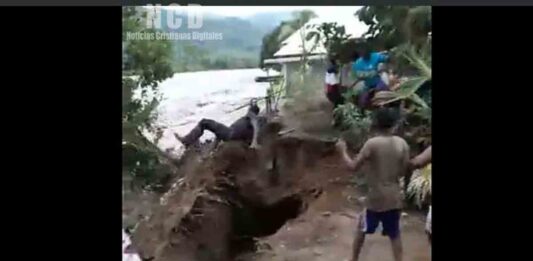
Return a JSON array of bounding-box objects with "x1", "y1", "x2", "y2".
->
[{"x1": 406, "y1": 164, "x2": 431, "y2": 208}]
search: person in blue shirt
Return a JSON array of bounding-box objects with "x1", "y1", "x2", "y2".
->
[{"x1": 352, "y1": 44, "x2": 390, "y2": 108}]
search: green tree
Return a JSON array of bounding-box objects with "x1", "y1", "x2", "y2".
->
[
  {"x1": 354, "y1": 6, "x2": 432, "y2": 109},
  {"x1": 356, "y1": 6, "x2": 431, "y2": 50},
  {"x1": 213, "y1": 58, "x2": 229, "y2": 69},
  {"x1": 306, "y1": 22, "x2": 356, "y2": 65},
  {"x1": 122, "y1": 7, "x2": 175, "y2": 191},
  {"x1": 259, "y1": 10, "x2": 317, "y2": 69}
]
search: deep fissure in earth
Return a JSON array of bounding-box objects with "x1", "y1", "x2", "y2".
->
[
  {"x1": 230, "y1": 193, "x2": 306, "y2": 256},
  {"x1": 135, "y1": 135, "x2": 334, "y2": 261}
]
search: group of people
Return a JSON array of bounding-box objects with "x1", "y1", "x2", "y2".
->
[
  {"x1": 174, "y1": 106, "x2": 431, "y2": 261},
  {"x1": 172, "y1": 45, "x2": 431, "y2": 261},
  {"x1": 336, "y1": 107, "x2": 432, "y2": 261},
  {"x1": 324, "y1": 47, "x2": 433, "y2": 261},
  {"x1": 175, "y1": 44, "x2": 401, "y2": 151},
  {"x1": 325, "y1": 44, "x2": 403, "y2": 112}
]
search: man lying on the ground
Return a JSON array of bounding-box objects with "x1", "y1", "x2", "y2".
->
[{"x1": 174, "y1": 99, "x2": 263, "y2": 149}]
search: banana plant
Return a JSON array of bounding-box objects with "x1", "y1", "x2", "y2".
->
[
  {"x1": 373, "y1": 45, "x2": 431, "y2": 108},
  {"x1": 356, "y1": 6, "x2": 431, "y2": 50},
  {"x1": 306, "y1": 22, "x2": 352, "y2": 56},
  {"x1": 406, "y1": 164, "x2": 432, "y2": 208}
]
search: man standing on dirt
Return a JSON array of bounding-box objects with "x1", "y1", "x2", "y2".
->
[
  {"x1": 409, "y1": 146, "x2": 432, "y2": 244},
  {"x1": 174, "y1": 99, "x2": 263, "y2": 149},
  {"x1": 336, "y1": 107, "x2": 409, "y2": 261}
]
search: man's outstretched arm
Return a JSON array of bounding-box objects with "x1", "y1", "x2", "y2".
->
[
  {"x1": 336, "y1": 139, "x2": 371, "y2": 172},
  {"x1": 410, "y1": 146, "x2": 432, "y2": 170},
  {"x1": 247, "y1": 111, "x2": 261, "y2": 148}
]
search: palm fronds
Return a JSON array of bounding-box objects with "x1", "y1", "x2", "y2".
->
[
  {"x1": 403, "y1": 46, "x2": 431, "y2": 78},
  {"x1": 406, "y1": 164, "x2": 432, "y2": 208},
  {"x1": 372, "y1": 46, "x2": 431, "y2": 108}
]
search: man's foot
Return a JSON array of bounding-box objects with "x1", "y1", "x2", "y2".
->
[
  {"x1": 174, "y1": 133, "x2": 192, "y2": 148},
  {"x1": 174, "y1": 133, "x2": 185, "y2": 143},
  {"x1": 250, "y1": 143, "x2": 262, "y2": 149},
  {"x1": 278, "y1": 128, "x2": 295, "y2": 136}
]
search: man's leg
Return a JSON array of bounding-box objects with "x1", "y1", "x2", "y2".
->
[
  {"x1": 327, "y1": 85, "x2": 345, "y2": 128},
  {"x1": 176, "y1": 119, "x2": 231, "y2": 147},
  {"x1": 382, "y1": 209, "x2": 403, "y2": 261},
  {"x1": 390, "y1": 235, "x2": 403, "y2": 261},
  {"x1": 352, "y1": 223, "x2": 366, "y2": 261},
  {"x1": 352, "y1": 209, "x2": 377, "y2": 261},
  {"x1": 426, "y1": 206, "x2": 432, "y2": 246},
  {"x1": 333, "y1": 86, "x2": 345, "y2": 108},
  {"x1": 201, "y1": 119, "x2": 231, "y2": 141}
]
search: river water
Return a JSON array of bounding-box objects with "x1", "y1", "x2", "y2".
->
[
  {"x1": 153, "y1": 68, "x2": 272, "y2": 154},
  {"x1": 124, "y1": 68, "x2": 272, "y2": 261}
]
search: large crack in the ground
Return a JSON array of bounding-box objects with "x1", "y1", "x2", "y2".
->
[
  {"x1": 161, "y1": 167, "x2": 322, "y2": 261},
  {"x1": 132, "y1": 125, "x2": 340, "y2": 261},
  {"x1": 229, "y1": 188, "x2": 323, "y2": 258}
]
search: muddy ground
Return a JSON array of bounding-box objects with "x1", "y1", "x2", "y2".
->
[{"x1": 130, "y1": 98, "x2": 431, "y2": 261}]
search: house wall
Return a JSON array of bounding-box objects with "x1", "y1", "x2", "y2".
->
[
  {"x1": 283, "y1": 59, "x2": 327, "y2": 96},
  {"x1": 339, "y1": 63, "x2": 355, "y2": 86}
]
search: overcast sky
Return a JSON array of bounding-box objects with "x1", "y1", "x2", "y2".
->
[{"x1": 155, "y1": 5, "x2": 362, "y2": 22}]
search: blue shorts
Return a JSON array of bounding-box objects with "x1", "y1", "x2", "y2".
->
[{"x1": 361, "y1": 209, "x2": 401, "y2": 239}]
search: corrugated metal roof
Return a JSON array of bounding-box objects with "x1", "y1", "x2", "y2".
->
[
  {"x1": 274, "y1": 12, "x2": 369, "y2": 57},
  {"x1": 264, "y1": 54, "x2": 326, "y2": 64}
]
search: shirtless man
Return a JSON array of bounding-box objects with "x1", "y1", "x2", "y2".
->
[
  {"x1": 336, "y1": 108, "x2": 410, "y2": 261},
  {"x1": 175, "y1": 99, "x2": 263, "y2": 149}
]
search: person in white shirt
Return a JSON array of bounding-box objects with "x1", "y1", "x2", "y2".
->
[{"x1": 325, "y1": 58, "x2": 344, "y2": 107}]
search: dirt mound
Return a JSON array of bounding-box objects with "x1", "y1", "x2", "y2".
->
[
  {"x1": 131, "y1": 127, "x2": 349, "y2": 261},
  {"x1": 131, "y1": 122, "x2": 430, "y2": 261}
]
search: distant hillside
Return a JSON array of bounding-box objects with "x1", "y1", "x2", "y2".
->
[
  {"x1": 155, "y1": 9, "x2": 295, "y2": 72},
  {"x1": 247, "y1": 11, "x2": 294, "y2": 32}
]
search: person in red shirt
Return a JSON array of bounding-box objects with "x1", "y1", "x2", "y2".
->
[{"x1": 325, "y1": 58, "x2": 344, "y2": 108}]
